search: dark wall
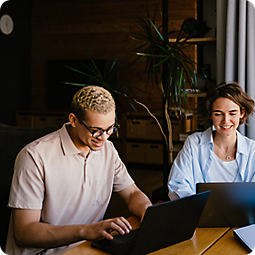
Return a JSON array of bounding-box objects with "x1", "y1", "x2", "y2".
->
[
  {"x1": 0, "y1": 0, "x2": 196, "y2": 125},
  {"x1": 0, "y1": 0, "x2": 31, "y2": 125},
  {"x1": 31, "y1": 0, "x2": 196, "y2": 113}
]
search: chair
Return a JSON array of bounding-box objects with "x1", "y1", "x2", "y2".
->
[
  {"x1": 0, "y1": 124, "x2": 57, "y2": 252},
  {"x1": 151, "y1": 162, "x2": 173, "y2": 203}
]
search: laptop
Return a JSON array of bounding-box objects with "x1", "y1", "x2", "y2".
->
[
  {"x1": 196, "y1": 182, "x2": 255, "y2": 227},
  {"x1": 233, "y1": 224, "x2": 255, "y2": 252},
  {"x1": 91, "y1": 191, "x2": 210, "y2": 255}
]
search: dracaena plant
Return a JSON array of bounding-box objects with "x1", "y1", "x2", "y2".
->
[
  {"x1": 63, "y1": 10, "x2": 199, "y2": 164},
  {"x1": 123, "y1": 9, "x2": 198, "y2": 162},
  {"x1": 62, "y1": 51, "x2": 144, "y2": 114},
  {"x1": 62, "y1": 50, "x2": 153, "y2": 141}
]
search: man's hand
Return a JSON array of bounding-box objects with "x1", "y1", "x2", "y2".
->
[
  {"x1": 12, "y1": 209, "x2": 132, "y2": 249},
  {"x1": 83, "y1": 217, "x2": 132, "y2": 241}
]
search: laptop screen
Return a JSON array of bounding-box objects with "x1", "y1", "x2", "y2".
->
[{"x1": 196, "y1": 182, "x2": 255, "y2": 227}]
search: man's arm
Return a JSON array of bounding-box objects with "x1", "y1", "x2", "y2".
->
[
  {"x1": 12, "y1": 208, "x2": 132, "y2": 249},
  {"x1": 117, "y1": 183, "x2": 152, "y2": 220}
]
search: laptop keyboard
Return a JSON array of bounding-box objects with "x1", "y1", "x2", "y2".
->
[
  {"x1": 110, "y1": 240, "x2": 135, "y2": 255},
  {"x1": 91, "y1": 228, "x2": 139, "y2": 255}
]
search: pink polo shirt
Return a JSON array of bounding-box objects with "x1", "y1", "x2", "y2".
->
[{"x1": 6, "y1": 123, "x2": 134, "y2": 255}]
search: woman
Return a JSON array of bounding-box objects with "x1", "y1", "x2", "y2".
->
[{"x1": 168, "y1": 81, "x2": 255, "y2": 199}]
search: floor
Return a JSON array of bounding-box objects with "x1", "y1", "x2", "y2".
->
[{"x1": 104, "y1": 166, "x2": 164, "y2": 219}]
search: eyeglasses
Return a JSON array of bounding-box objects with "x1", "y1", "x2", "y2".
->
[{"x1": 80, "y1": 121, "x2": 119, "y2": 138}]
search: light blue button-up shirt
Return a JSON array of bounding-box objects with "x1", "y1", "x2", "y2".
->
[{"x1": 168, "y1": 127, "x2": 255, "y2": 199}]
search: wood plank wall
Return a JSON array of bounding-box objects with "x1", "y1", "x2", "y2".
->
[{"x1": 31, "y1": 0, "x2": 196, "y2": 114}]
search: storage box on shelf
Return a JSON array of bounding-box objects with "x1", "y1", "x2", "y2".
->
[
  {"x1": 121, "y1": 113, "x2": 193, "y2": 165},
  {"x1": 108, "y1": 130, "x2": 123, "y2": 157},
  {"x1": 126, "y1": 117, "x2": 163, "y2": 140},
  {"x1": 126, "y1": 142, "x2": 164, "y2": 165},
  {"x1": 16, "y1": 111, "x2": 68, "y2": 128}
]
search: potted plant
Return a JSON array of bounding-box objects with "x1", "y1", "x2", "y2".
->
[
  {"x1": 123, "y1": 9, "x2": 199, "y2": 163},
  {"x1": 62, "y1": 51, "x2": 141, "y2": 115},
  {"x1": 63, "y1": 11, "x2": 201, "y2": 165}
]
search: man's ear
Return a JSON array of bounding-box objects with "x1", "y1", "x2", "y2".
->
[{"x1": 69, "y1": 113, "x2": 77, "y2": 127}]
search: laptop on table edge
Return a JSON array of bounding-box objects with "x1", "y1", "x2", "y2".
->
[
  {"x1": 91, "y1": 190, "x2": 210, "y2": 255},
  {"x1": 196, "y1": 182, "x2": 255, "y2": 227}
]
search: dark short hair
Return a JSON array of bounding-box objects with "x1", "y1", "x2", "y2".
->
[{"x1": 197, "y1": 81, "x2": 255, "y2": 125}]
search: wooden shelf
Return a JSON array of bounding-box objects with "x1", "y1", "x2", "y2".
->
[
  {"x1": 16, "y1": 111, "x2": 68, "y2": 128},
  {"x1": 169, "y1": 37, "x2": 216, "y2": 45},
  {"x1": 186, "y1": 92, "x2": 207, "y2": 97},
  {"x1": 119, "y1": 113, "x2": 193, "y2": 164}
]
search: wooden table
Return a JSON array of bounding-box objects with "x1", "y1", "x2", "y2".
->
[
  {"x1": 204, "y1": 228, "x2": 248, "y2": 255},
  {"x1": 63, "y1": 216, "x2": 250, "y2": 255}
]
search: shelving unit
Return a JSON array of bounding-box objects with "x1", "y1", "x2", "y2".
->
[
  {"x1": 16, "y1": 111, "x2": 68, "y2": 128},
  {"x1": 167, "y1": 35, "x2": 216, "y2": 129},
  {"x1": 186, "y1": 92, "x2": 207, "y2": 130},
  {"x1": 115, "y1": 112, "x2": 193, "y2": 165}
]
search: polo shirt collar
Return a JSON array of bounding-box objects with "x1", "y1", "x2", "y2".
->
[
  {"x1": 59, "y1": 123, "x2": 102, "y2": 157},
  {"x1": 59, "y1": 123, "x2": 81, "y2": 156}
]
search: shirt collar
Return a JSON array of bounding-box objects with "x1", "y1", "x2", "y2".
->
[
  {"x1": 199, "y1": 126, "x2": 249, "y2": 156},
  {"x1": 199, "y1": 127, "x2": 214, "y2": 145},
  {"x1": 236, "y1": 130, "x2": 249, "y2": 156},
  {"x1": 59, "y1": 123, "x2": 81, "y2": 156},
  {"x1": 59, "y1": 123, "x2": 102, "y2": 157}
]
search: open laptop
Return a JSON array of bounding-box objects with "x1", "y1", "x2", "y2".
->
[
  {"x1": 196, "y1": 182, "x2": 255, "y2": 227},
  {"x1": 91, "y1": 191, "x2": 210, "y2": 255},
  {"x1": 233, "y1": 224, "x2": 255, "y2": 252}
]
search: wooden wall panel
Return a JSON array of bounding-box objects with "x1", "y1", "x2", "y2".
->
[{"x1": 31, "y1": 0, "x2": 196, "y2": 113}]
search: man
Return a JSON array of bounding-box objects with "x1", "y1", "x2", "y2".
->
[{"x1": 6, "y1": 86, "x2": 152, "y2": 255}]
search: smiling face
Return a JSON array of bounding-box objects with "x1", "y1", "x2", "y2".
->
[
  {"x1": 211, "y1": 97, "x2": 244, "y2": 138},
  {"x1": 68, "y1": 109, "x2": 116, "y2": 154}
]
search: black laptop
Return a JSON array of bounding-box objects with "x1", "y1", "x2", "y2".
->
[
  {"x1": 91, "y1": 191, "x2": 210, "y2": 255},
  {"x1": 196, "y1": 182, "x2": 255, "y2": 227}
]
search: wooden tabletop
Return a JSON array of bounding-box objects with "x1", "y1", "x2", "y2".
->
[
  {"x1": 204, "y1": 228, "x2": 249, "y2": 255},
  {"x1": 148, "y1": 227, "x2": 229, "y2": 255},
  {"x1": 63, "y1": 215, "x2": 233, "y2": 255}
]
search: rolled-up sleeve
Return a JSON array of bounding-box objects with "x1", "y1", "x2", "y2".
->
[{"x1": 168, "y1": 136, "x2": 195, "y2": 199}]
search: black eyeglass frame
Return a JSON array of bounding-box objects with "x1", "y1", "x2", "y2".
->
[{"x1": 79, "y1": 120, "x2": 120, "y2": 138}]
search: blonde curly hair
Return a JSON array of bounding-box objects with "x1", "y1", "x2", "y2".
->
[{"x1": 71, "y1": 86, "x2": 115, "y2": 121}]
